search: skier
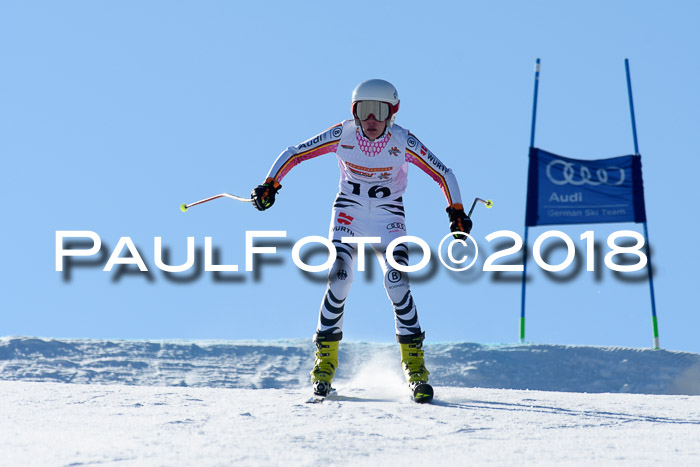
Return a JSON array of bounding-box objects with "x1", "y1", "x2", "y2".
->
[{"x1": 251, "y1": 79, "x2": 472, "y2": 402}]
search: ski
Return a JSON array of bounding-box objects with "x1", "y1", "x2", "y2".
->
[
  {"x1": 305, "y1": 388, "x2": 337, "y2": 404},
  {"x1": 411, "y1": 382, "x2": 434, "y2": 403}
]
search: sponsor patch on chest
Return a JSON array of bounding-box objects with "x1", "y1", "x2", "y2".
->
[{"x1": 345, "y1": 161, "x2": 393, "y2": 179}]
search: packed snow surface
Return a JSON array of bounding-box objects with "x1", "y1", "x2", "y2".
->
[{"x1": 1, "y1": 337, "x2": 700, "y2": 465}]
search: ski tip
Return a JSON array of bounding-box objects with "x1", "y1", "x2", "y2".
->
[
  {"x1": 306, "y1": 387, "x2": 337, "y2": 403},
  {"x1": 306, "y1": 395, "x2": 326, "y2": 404},
  {"x1": 412, "y1": 383, "x2": 434, "y2": 404}
]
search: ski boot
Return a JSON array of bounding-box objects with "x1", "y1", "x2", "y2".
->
[
  {"x1": 310, "y1": 332, "x2": 340, "y2": 397},
  {"x1": 398, "y1": 331, "x2": 433, "y2": 403}
]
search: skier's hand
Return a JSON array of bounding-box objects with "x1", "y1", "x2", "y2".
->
[
  {"x1": 251, "y1": 178, "x2": 282, "y2": 211},
  {"x1": 446, "y1": 204, "x2": 473, "y2": 239}
]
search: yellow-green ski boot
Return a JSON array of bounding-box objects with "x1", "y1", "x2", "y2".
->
[
  {"x1": 310, "y1": 333, "x2": 340, "y2": 397},
  {"x1": 398, "y1": 332, "x2": 433, "y2": 403}
]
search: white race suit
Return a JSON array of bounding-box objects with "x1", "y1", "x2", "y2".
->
[{"x1": 265, "y1": 119, "x2": 463, "y2": 341}]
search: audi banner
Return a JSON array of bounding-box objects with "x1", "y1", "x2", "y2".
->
[{"x1": 525, "y1": 147, "x2": 647, "y2": 226}]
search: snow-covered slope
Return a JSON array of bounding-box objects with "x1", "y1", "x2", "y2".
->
[
  {"x1": 1, "y1": 337, "x2": 699, "y2": 395},
  {"x1": 2, "y1": 337, "x2": 700, "y2": 465},
  {"x1": 3, "y1": 381, "x2": 700, "y2": 466}
]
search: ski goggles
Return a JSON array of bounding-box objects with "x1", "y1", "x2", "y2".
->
[{"x1": 354, "y1": 100, "x2": 393, "y2": 122}]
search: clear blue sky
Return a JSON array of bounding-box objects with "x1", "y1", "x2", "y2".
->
[{"x1": 2, "y1": 1, "x2": 699, "y2": 352}]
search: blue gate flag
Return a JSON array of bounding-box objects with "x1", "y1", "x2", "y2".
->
[{"x1": 525, "y1": 147, "x2": 647, "y2": 226}]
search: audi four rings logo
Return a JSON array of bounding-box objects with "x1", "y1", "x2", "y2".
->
[
  {"x1": 386, "y1": 222, "x2": 406, "y2": 230},
  {"x1": 546, "y1": 159, "x2": 625, "y2": 186}
]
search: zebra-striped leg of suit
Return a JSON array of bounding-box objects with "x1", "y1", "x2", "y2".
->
[
  {"x1": 383, "y1": 242, "x2": 422, "y2": 336},
  {"x1": 315, "y1": 239, "x2": 356, "y2": 339}
]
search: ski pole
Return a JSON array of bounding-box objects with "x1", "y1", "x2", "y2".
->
[
  {"x1": 180, "y1": 193, "x2": 253, "y2": 212},
  {"x1": 468, "y1": 197, "x2": 493, "y2": 217}
]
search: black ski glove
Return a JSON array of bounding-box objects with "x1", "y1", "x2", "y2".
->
[
  {"x1": 446, "y1": 203, "x2": 473, "y2": 239},
  {"x1": 251, "y1": 177, "x2": 282, "y2": 211}
]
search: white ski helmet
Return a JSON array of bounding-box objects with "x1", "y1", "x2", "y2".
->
[{"x1": 351, "y1": 79, "x2": 400, "y2": 127}]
